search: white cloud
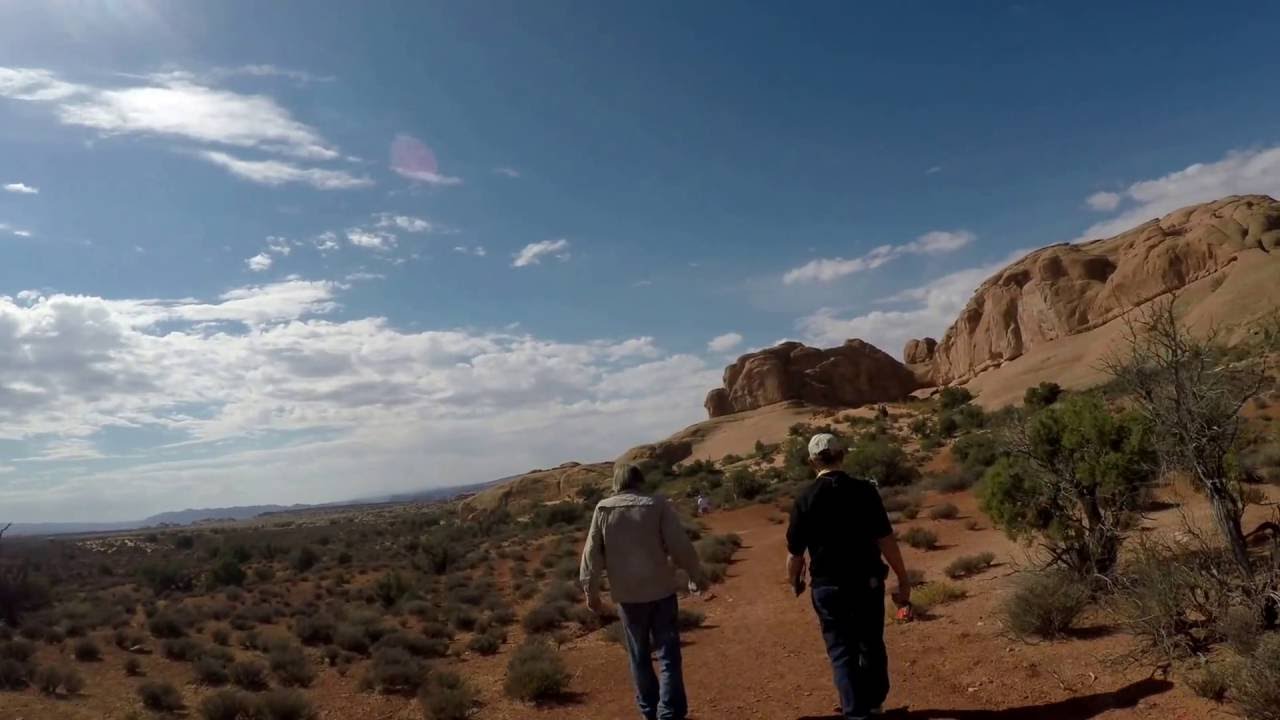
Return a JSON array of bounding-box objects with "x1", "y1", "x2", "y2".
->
[
  {"x1": 1, "y1": 222, "x2": 33, "y2": 238},
  {"x1": 453, "y1": 245, "x2": 487, "y2": 257},
  {"x1": 199, "y1": 151, "x2": 372, "y2": 190},
  {"x1": 797, "y1": 250, "x2": 1027, "y2": 355},
  {"x1": 345, "y1": 272, "x2": 385, "y2": 282},
  {"x1": 494, "y1": 167, "x2": 521, "y2": 178},
  {"x1": 926, "y1": 165, "x2": 943, "y2": 175},
  {"x1": 512, "y1": 238, "x2": 570, "y2": 267},
  {"x1": 311, "y1": 232, "x2": 340, "y2": 254},
  {"x1": 707, "y1": 332, "x2": 744, "y2": 353},
  {"x1": 1086, "y1": 191, "x2": 1121, "y2": 211},
  {"x1": 220, "y1": 65, "x2": 334, "y2": 84},
  {"x1": 375, "y1": 214, "x2": 434, "y2": 233},
  {"x1": 246, "y1": 252, "x2": 273, "y2": 272},
  {"x1": 1077, "y1": 145, "x2": 1280, "y2": 241},
  {"x1": 0, "y1": 283, "x2": 718, "y2": 521},
  {"x1": 346, "y1": 228, "x2": 396, "y2": 251},
  {"x1": 3, "y1": 182, "x2": 38, "y2": 194},
  {"x1": 0, "y1": 66, "x2": 368, "y2": 189},
  {"x1": 265, "y1": 236, "x2": 292, "y2": 256},
  {"x1": 783, "y1": 229, "x2": 974, "y2": 285}
]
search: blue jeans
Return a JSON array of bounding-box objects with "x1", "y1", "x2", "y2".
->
[
  {"x1": 811, "y1": 582, "x2": 889, "y2": 719},
  {"x1": 618, "y1": 594, "x2": 687, "y2": 720}
]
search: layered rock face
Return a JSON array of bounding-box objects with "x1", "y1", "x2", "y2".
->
[
  {"x1": 908, "y1": 195, "x2": 1280, "y2": 385},
  {"x1": 460, "y1": 461, "x2": 610, "y2": 515},
  {"x1": 704, "y1": 339, "x2": 920, "y2": 418}
]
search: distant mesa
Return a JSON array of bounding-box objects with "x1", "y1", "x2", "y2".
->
[
  {"x1": 905, "y1": 194, "x2": 1280, "y2": 386},
  {"x1": 704, "y1": 339, "x2": 920, "y2": 419}
]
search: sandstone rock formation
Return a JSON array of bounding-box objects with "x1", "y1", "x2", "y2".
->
[
  {"x1": 460, "y1": 461, "x2": 610, "y2": 515},
  {"x1": 902, "y1": 337, "x2": 938, "y2": 384},
  {"x1": 705, "y1": 339, "x2": 920, "y2": 418},
  {"x1": 907, "y1": 195, "x2": 1280, "y2": 385},
  {"x1": 617, "y1": 439, "x2": 694, "y2": 468}
]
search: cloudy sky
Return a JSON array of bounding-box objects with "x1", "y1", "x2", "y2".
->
[{"x1": 3, "y1": 2, "x2": 1279, "y2": 521}]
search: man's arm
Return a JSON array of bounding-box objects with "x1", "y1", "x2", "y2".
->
[
  {"x1": 865, "y1": 485, "x2": 911, "y2": 605},
  {"x1": 785, "y1": 495, "x2": 807, "y2": 592},
  {"x1": 580, "y1": 506, "x2": 607, "y2": 611},
  {"x1": 660, "y1": 500, "x2": 709, "y2": 591}
]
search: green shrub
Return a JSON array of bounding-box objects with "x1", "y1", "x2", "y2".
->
[
  {"x1": 363, "y1": 647, "x2": 425, "y2": 694},
  {"x1": 199, "y1": 689, "x2": 259, "y2": 720},
  {"x1": 258, "y1": 689, "x2": 317, "y2": 720},
  {"x1": 939, "y1": 386, "x2": 973, "y2": 410},
  {"x1": 373, "y1": 571, "x2": 411, "y2": 608},
  {"x1": 374, "y1": 631, "x2": 448, "y2": 660},
  {"x1": 468, "y1": 630, "x2": 502, "y2": 656},
  {"x1": 843, "y1": 437, "x2": 919, "y2": 487},
  {"x1": 0, "y1": 657, "x2": 32, "y2": 689},
  {"x1": 73, "y1": 636, "x2": 102, "y2": 661},
  {"x1": 418, "y1": 669, "x2": 479, "y2": 720},
  {"x1": 900, "y1": 527, "x2": 938, "y2": 550},
  {"x1": 162, "y1": 637, "x2": 205, "y2": 662},
  {"x1": 139, "y1": 679, "x2": 185, "y2": 712},
  {"x1": 148, "y1": 610, "x2": 191, "y2": 639},
  {"x1": 1184, "y1": 661, "x2": 1230, "y2": 702},
  {"x1": 229, "y1": 659, "x2": 269, "y2": 691},
  {"x1": 943, "y1": 552, "x2": 995, "y2": 579},
  {"x1": 268, "y1": 642, "x2": 315, "y2": 687},
  {"x1": 208, "y1": 556, "x2": 247, "y2": 588},
  {"x1": 292, "y1": 546, "x2": 320, "y2": 574},
  {"x1": 334, "y1": 624, "x2": 371, "y2": 655},
  {"x1": 194, "y1": 655, "x2": 231, "y2": 685},
  {"x1": 978, "y1": 394, "x2": 1156, "y2": 576},
  {"x1": 504, "y1": 639, "x2": 569, "y2": 702},
  {"x1": 522, "y1": 602, "x2": 568, "y2": 634},
  {"x1": 727, "y1": 467, "x2": 766, "y2": 501},
  {"x1": 1232, "y1": 633, "x2": 1280, "y2": 720},
  {"x1": 1002, "y1": 570, "x2": 1090, "y2": 639},
  {"x1": 124, "y1": 656, "x2": 143, "y2": 676},
  {"x1": 928, "y1": 503, "x2": 959, "y2": 520},
  {"x1": 34, "y1": 665, "x2": 83, "y2": 695},
  {"x1": 1024, "y1": 381, "x2": 1063, "y2": 409}
]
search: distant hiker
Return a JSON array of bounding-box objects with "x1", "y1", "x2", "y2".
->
[
  {"x1": 695, "y1": 493, "x2": 712, "y2": 516},
  {"x1": 786, "y1": 433, "x2": 911, "y2": 720},
  {"x1": 581, "y1": 463, "x2": 710, "y2": 720}
]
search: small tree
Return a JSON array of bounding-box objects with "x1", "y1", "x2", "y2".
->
[
  {"x1": 939, "y1": 386, "x2": 974, "y2": 411},
  {"x1": 843, "y1": 437, "x2": 919, "y2": 487},
  {"x1": 0, "y1": 524, "x2": 52, "y2": 626},
  {"x1": 979, "y1": 394, "x2": 1156, "y2": 576},
  {"x1": 726, "y1": 467, "x2": 766, "y2": 501},
  {"x1": 1102, "y1": 299, "x2": 1275, "y2": 577}
]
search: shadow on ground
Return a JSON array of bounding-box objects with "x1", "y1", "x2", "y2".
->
[{"x1": 794, "y1": 678, "x2": 1173, "y2": 720}]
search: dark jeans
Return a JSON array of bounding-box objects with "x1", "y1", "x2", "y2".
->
[
  {"x1": 811, "y1": 582, "x2": 889, "y2": 719},
  {"x1": 618, "y1": 594, "x2": 687, "y2": 720}
]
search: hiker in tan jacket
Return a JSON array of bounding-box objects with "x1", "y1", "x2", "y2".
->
[{"x1": 580, "y1": 463, "x2": 709, "y2": 720}]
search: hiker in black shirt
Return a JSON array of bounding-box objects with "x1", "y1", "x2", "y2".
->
[{"x1": 786, "y1": 433, "x2": 911, "y2": 720}]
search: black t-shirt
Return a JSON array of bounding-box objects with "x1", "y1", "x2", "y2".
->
[{"x1": 786, "y1": 470, "x2": 892, "y2": 587}]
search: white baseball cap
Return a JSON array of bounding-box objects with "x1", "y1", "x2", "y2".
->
[{"x1": 808, "y1": 433, "x2": 843, "y2": 459}]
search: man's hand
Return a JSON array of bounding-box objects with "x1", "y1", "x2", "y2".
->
[
  {"x1": 586, "y1": 593, "x2": 604, "y2": 615},
  {"x1": 890, "y1": 576, "x2": 912, "y2": 608}
]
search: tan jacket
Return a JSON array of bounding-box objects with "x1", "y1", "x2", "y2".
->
[{"x1": 580, "y1": 492, "x2": 708, "y2": 605}]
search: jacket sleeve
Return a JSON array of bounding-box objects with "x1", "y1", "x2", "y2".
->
[
  {"x1": 661, "y1": 499, "x2": 708, "y2": 587},
  {"x1": 580, "y1": 505, "x2": 607, "y2": 599}
]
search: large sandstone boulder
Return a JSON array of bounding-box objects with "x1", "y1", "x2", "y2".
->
[
  {"x1": 704, "y1": 339, "x2": 920, "y2": 418},
  {"x1": 902, "y1": 337, "x2": 938, "y2": 384},
  {"x1": 910, "y1": 195, "x2": 1280, "y2": 385},
  {"x1": 460, "y1": 462, "x2": 611, "y2": 516},
  {"x1": 617, "y1": 439, "x2": 693, "y2": 468}
]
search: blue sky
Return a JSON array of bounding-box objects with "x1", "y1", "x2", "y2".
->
[{"x1": 3, "y1": 1, "x2": 1280, "y2": 521}]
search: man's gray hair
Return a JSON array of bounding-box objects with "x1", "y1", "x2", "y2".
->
[{"x1": 613, "y1": 463, "x2": 645, "y2": 493}]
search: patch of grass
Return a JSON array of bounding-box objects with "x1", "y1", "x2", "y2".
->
[
  {"x1": 911, "y1": 582, "x2": 967, "y2": 614},
  {"x1": 1002, "y1": 570, "x2": 1090, "y2": 639},
  {"x1": 1184, "y1": 661, "x2": 1230, "y2": 702},
  {"x1": 258, "y1": 689, "x2": 317, "y2": 720},
  {"x1": 362, "y1": 647, "x2": 425, "y2": 694},
  {"x1": 900, "y1": 527, "x2": 939, "y2": 550},
  {"x1": 199, "y1": 689, "x2": 259, "y2": 720},
  {"x1": 229, "y1": 659, "x2": 269, "y2": 691},
  {"x1": 943, "y1": 552, "x2": 996, "y2": 579},
  {"x1": 676, "y1": 609, "x2": 705, "y2": 631},
  {"x1": 73, "y1": 636, "x2": 102, "y2": 661},
  {"x1": 1232, "y1": 632, "x2": 1280, "y2": 720}
]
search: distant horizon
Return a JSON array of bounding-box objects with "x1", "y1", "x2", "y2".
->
[{"x1": 3, "y1": 2, "x2": 1280, "y2": 522}]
